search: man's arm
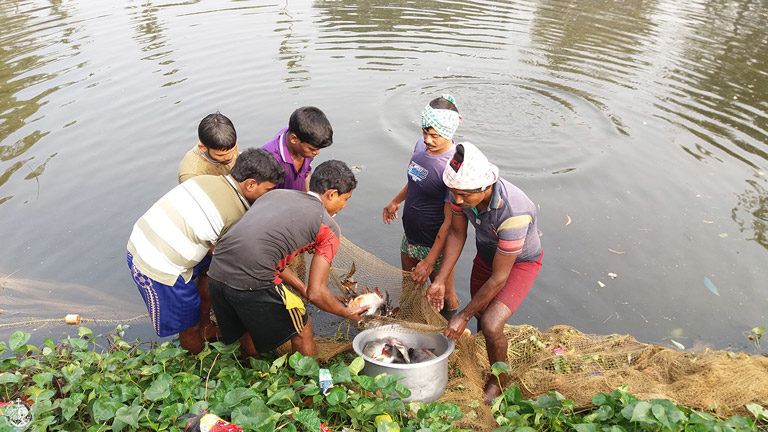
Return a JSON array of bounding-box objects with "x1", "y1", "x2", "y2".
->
[
  {"x1": 426, "y1": 210, "x2": 468, "y2": 311},
  {"x1": 383, "y1": 184, "x2": 408, "y2": 224},
  {"x1": 306, "y1": 253, "x2": 368, "y2": 320},
  {"x1": 412, "y1": 202, "x2": 453, "y2": 282},
  {"x1": 444, "y1": 251, "x2": 517, "y2": 339},
  {"x1": 279, "y1": 266, "x2": 307, "y2": 298}
]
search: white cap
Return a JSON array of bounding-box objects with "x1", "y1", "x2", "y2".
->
[{"x1": 442, "y1": 142, "x2": 499, "y2": 191}]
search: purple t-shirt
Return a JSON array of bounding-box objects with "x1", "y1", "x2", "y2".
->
[
  {"x1": 262, "y1": 127, "x2": 313, "y2": 191},
  {"x1": 401, "y1": 139, "x2": 455, "y2": 247}
]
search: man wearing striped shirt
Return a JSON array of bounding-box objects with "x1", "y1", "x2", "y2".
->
[
  {"x1": 428, "y1": 142, "x2": 543, "y2": 405},
  {"x1": 127, "y1": 148, "x2": 285, "y2": 354}
]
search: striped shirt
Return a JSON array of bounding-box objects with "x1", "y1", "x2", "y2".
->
[
  {"x1": 127, "y1": 175, "x2": 250, "y2": 285},
  {"x1": 450, "y1": 178, "x2": 541, "y2": 266}
]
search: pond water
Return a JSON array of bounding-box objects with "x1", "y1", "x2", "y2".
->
[{"x1": 1, "y1": 0, "x2": 766, "y2": 352}]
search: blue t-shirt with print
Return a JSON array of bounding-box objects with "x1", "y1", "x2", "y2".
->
[{"x1": 402, "y1": 139, "x2": 455, "y2": 247}]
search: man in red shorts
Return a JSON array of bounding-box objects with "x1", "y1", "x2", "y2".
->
[{"x1": 427, "y1": 142, "x2": 543, "y2": 405}]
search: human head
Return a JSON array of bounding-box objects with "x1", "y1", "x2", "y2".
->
[
  {"x1": 198, "y1": 112, "x2": 238, "y2": 164},
  {"x1": 443, "y1": 142, "x2": 499, "y2": 208},
  {"x1": 287, "y1": 106, "x2": 333, "y2": 158},
  {"x1": 309, "y1": 160, "x2": 357, "y2": 216},
  {"x1": 421, "y1": 94, "x2": 461, "y2": 141},
  {"x1": 231, "y1": 148, "x2": 286, "y2": 203}
]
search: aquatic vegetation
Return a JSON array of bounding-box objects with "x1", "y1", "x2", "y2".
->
[{"x1": 0, "y1": 327, "x2": 467, "y2": 432}]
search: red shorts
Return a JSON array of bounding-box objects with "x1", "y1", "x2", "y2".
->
[{"x1": 469, "y1": 252, "x2": 542, "y2": 314}]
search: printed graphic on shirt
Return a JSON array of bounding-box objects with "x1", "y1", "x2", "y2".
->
[{"x1": 407, "y1": 161, "x2": 428, "y2": 184}]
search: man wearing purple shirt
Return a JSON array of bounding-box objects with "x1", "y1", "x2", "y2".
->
[{"x1": 262, "y1": 107, "x2": 334, "y2": 191}]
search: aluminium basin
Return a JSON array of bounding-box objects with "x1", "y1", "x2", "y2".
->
[{"x1": 352, "y1": 324, "x2": 455, "y2": 403}]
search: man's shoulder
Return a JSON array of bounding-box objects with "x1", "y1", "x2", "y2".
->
[
  {"x1": 178, "y1": 145, "x2": 220, "y2": 182},
  {"x1": 262, "y1": 127, "x2": 288, "y2": 153}
]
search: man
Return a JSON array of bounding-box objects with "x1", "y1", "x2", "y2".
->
[
  {"x1": 427, "y1": 142, "x2": 543, "y2": 404},
  {"x1": 207, "y1": 160, "x2": 368, "y2": 356},
  {"x1": 128, "y1": 148, "x2": 285, "y2": 354},
  {"x1": 262, "y1": 106, "x2": 333, "y2": 192},
  {"x1": 178, "y1": 112, "x2": 240, "y2": 183}
]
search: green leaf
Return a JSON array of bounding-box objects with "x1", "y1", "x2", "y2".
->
[
  {"x1": 622, "y1": 401, "x2": 654, "y2": 424},
  {"x1": 78, "y1": 326, "x2": 93, "y2": 338},
  {"x1": 574, "y1": 422, "x2": 599, "y2": 432},
  {"x1": 10, "y1": 331, "x2": 31, "y2": 352},
  {"x1": 32, "y1": 372, "x2": 54, "y2": 388},
  {"x1": 0, "y1": 372, "x2": 21, "y2": 384},
  {"x1": 190, "y1": 400, "x2": 209, "y2": 415},
  {"x1": 92, "y1": 398, "x2": 121, "y2": 422},
  {"x1": 267, "y1": 388, "x2": 294, "y2": 406},
  {"x1": 294, "y1": 409, "x2": 322, "y2": 432},
  {"x1": 329, "y1": 362, "x2": 352, "y2": 384},
  {"x1": 394, "y1": 383, "x2": 411, "y2": 399},
  {"x1": 115, "y1": 405, "x2": 142, "y2": 428},
  {"x1": 747, "y1": 403, "x2": 768, "y2": 419},
  {"x1": 374, "y1": 374, "x2": 403, "y2": 394},
  {"x1": 144, "y1": 373, "x2": 172, "y2": 401},
  {"x1": 325, "y1": 387, "x2": 347, "y2": 406},
  {"x1": 160, "y1": 402, "x2": 186, "y2": 419},
  {"x1": 752, "y1": 327, "x2": 765, "y2": 336},
  {"x1": 270, "y1": 354, "x2": 288, "y2": 373},
  {"x1": 349, "y1": 356, "x2": 365, "y2": 376},
  {"x1": 211, "y1": 340, "x2": 240, "y2": 356},
  {"x1": 224, "y1": 387, "x2": 257, "y2": 408},
  {"x1": 68, "y1": 337, "x2": 88, "y2": 351},
  {"x1": 353, "y1": 375, "x2": 376, "y2": 392},
  {"x1": 60, "y1": 394, "x2": 85, "y2": 421},
  {"x1": 490, "y1": 361, "x2": 511, "y2": 376},
  {"x1": 232, "y1": 398, "x2": 278, "y2": 430}
]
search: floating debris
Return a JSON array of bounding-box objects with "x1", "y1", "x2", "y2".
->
[
  {"x1": 703, "y1": 277, "x2": 720, "y2": 296},
  {"x1": 565, "y1": 215, "x2": 572, "y2": 226},
  {"x1": 597, "y1": 281, "x2": 606, "y2": 288},
  {"x1": 608, "y1": 248, "x2": 625, "y2": 255},
  {"x1": 719, "y1": 233, "x2": 729, "y2": 238},
  {"x1": 608, "y1": 272, "x2": 617, "y2": 279},
  {"x1": 670, "y1": 340, "x2": 685, "y2": 350}
]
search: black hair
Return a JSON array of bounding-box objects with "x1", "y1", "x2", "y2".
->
[
  {"x1": 429, "y1": 97, "x2": 459, "y2": 113},
  {"x1": 230, "y1": 148, "x2": 286, "y2": 184},
  {"x1": 288, "y1": 106, "x2": 333, "y2": 149},
  {"x1": 309, "y1": 160, "x2": 357, "y2": 195},
  {"x1": 198, "y1": 112, "x2": 237, "y2": 150}
]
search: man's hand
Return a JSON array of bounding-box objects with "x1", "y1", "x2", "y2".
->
[
  {"x1": 345, "y1": 305, "x2": 370, "y2": 321},
  {"x1": 382, "y1": 201, "x2": 401, "y2": 224},
  {"x1": 426, "y1": 281, "x2": 445, "y2": 312},
  {"x1": 411, "y1": 259, "x2": 432, "y2": 283},
  {"x1": 443, "y1": 313, "x2": 469, "y2": 340}
]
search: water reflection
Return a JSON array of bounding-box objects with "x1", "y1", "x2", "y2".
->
[
  {"x1": 656, "y1": 0, "x2": 768, "y2": 168},
  {"x1": 126, "y1": 0, "x2": 186, "y2": 87},
  {"x1": 312, "y1": 0, "x2": 522, "y2": 69},
  {"x1": 277, "y1": 3, "x2": 310, "y2": 87},
  {"x1": 732, "y1": 175, "x2": 768, "y2": 251},
  {"x1": 530, "y1": 0, "x2": 660, "y2": 86},
  {"x1": 0, "y1": 0, "x2": 80, "y2": 205}
]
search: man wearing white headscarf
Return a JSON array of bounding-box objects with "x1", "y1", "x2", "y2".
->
[{"x1": 429, "y1": 142, "x2": 543, "y2": 404}]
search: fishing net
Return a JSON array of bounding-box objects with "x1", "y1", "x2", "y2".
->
[{"x1": 307, "y1": 237, "x2": 768, "y2": 431}]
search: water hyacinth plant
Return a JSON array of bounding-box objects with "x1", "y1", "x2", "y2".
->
[{"x1": 0, "y1": 327, "x2": 467, "y2": 432}]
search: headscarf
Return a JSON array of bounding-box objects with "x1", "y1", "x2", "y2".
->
[
  {"x1": 421, "y1": 94, "x2": 462, "y2": 140},
  {"x1": 442, "y1": 142, "x2": 499, "y2": 191}
]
